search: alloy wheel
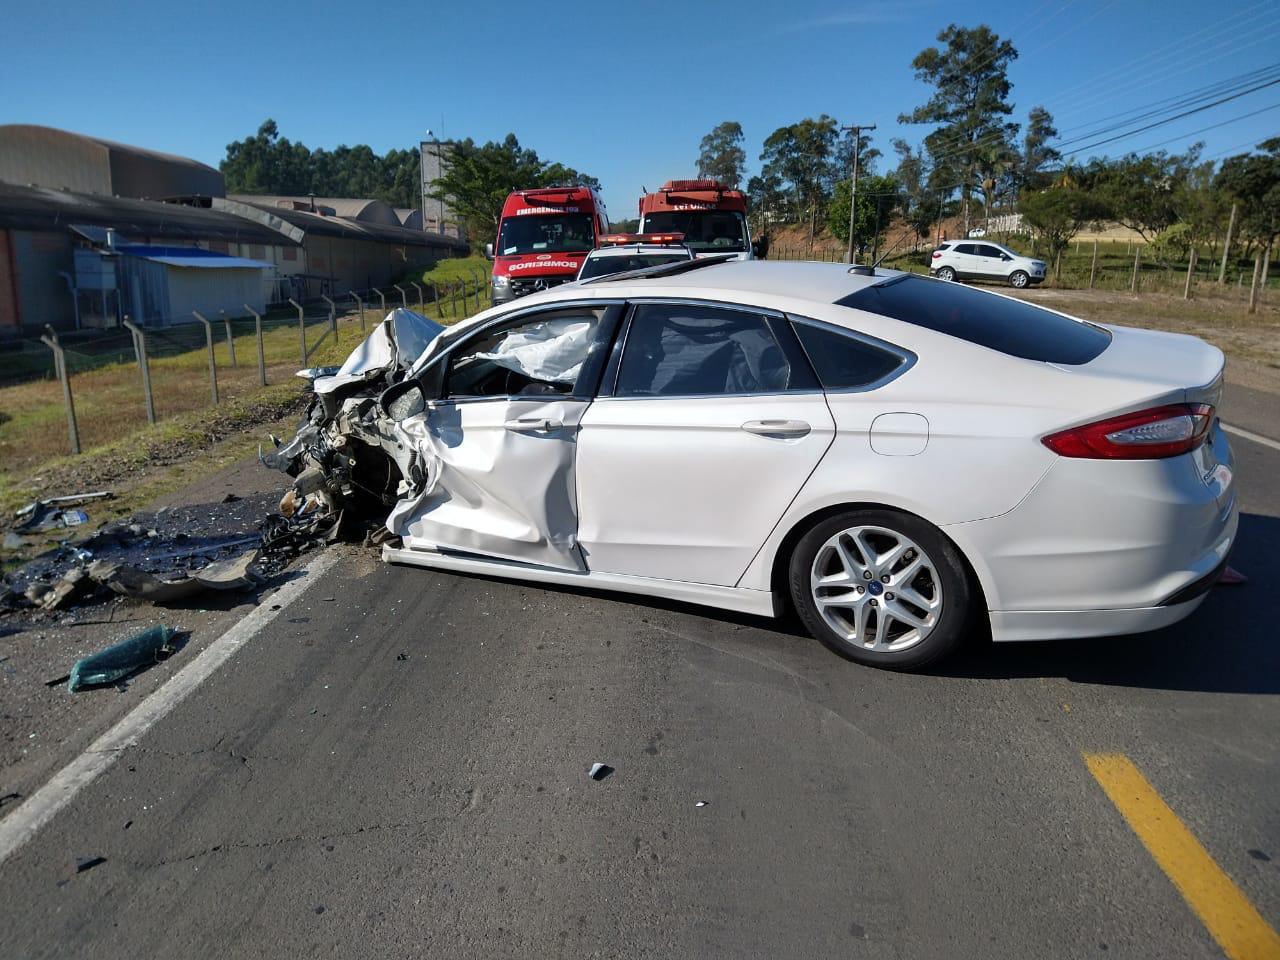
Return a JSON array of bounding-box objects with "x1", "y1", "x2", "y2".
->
[{"x1": 809, "y1": 525, "x2": 943, "y2": 653}]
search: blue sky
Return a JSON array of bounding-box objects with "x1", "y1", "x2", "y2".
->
[{"x1": 3, "y1": 0, "x2": 1277, "y2": 215}]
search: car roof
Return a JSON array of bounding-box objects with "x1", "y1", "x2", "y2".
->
[{"x1": 439, "y1": 260, "x2": 893, "y2": 343}]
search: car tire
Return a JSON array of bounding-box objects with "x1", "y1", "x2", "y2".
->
[
  {"x1": 1008, "y1": 270, "x2": 1029, "y2": 288},
  {"x1": 936, "y1": 266, "x2": 956, "y2": 281},
  {"x1": 788, "y1": 508, "x2": 973, "y2": 670}
]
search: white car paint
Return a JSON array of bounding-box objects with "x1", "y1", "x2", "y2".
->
[
  {"x1": 380, "y1": 260, "x2": 1235, "y2": 645},
  {"x1": 931, "y1": 240, "x2": 1046, "y2": 287}
]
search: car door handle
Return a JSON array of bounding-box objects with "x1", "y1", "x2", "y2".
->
[
  {"x1": 741, "y1": 419, "x2": 811, "y2": 439},
  {"x1": 504, "y1": 417, "x2": 563, "y2": 433}
]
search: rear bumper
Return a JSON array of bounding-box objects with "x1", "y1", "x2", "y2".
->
[
  {"x1": 989, "y1": 595, "x2": 1209, "y2": 642},
  {"x1": 948, "y1": 424, "x2": 1237, "y2": 642}
]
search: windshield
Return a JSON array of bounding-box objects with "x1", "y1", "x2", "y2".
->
[
  {"x1": 498, "y1": 213, "x2": 595, "y2": 256},
  {"x1": 641, "y1": 211, "x2": 748, "y2": 253},
  {"x1": 578, "y1": 252, "x2": 690, "y2": 280}
]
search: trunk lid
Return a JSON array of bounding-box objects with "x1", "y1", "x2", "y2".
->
[{"x1": 1057, "y1": 324, "x2": 1224, "y2": 410}]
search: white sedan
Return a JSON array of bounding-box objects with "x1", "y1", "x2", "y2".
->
[{"x1": 323, "y1": 259, "x2": 1237, "y2": 670}]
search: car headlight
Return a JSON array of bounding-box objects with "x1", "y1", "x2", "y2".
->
[{"x1": 492, "y1": 274, "x2": 510, "y2": 290}]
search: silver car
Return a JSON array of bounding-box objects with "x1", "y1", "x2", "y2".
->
[{"x1": 930, "y1": 241, "x2": 1046, "y2": 288}]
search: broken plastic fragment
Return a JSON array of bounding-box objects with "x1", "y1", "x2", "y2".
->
[
  {"x1": 87, "y1": 560, "x2": 203, "y2": 603},
  {"x1": 588, "y1": 763, "x2": 614, "y2": 781},
  {"x1": 68, "y1": 625, "x2": 177, "y2": 692},
  {"x1": 695, "y1": 800, "x2": 710, "y2": 807},
  {"x1": 192, "y1": 549, "x2": 265, "y2": 591},
  {"x1": 76, "y1": 856, "x2": 107, "y2": 873}
]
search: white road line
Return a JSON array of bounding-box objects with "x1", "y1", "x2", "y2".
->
[
  {"x1": 0, "y1": 550, "x2": 342, "y2": 865},
  {"x1": 1223, "y1": 423, "x2": 1280, "y2": 453}
]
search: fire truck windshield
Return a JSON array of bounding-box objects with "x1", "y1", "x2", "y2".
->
[
  {"x1": 498, "y1": 214, "x2": 595, "y2": 256},
  {"x1": 641, "y1": 211, "x2": 748, "y2": 253}
]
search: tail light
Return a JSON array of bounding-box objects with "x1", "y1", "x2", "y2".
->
[
  {"x1": 1042, "y1": 404, "x2": 1214, "y2": 459},
  {"x1": 931, "y1": 251, "x2": 943, "y2": 259}
]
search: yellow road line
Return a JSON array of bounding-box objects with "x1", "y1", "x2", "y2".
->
[{"x1": 1084, "y1": 753, "x2": 1280, "y2": 960}]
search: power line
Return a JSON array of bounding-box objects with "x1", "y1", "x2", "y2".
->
[
  {"x1": 1061, "y1": 74, "x2": 1280, "y2": 156},
  {"x1": 1125, "y1": 101, "x2": 1280, "y2": 154}
]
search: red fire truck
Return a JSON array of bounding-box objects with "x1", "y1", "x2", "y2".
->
[
  {"x1": 637, "y1": 179, "x2": 760, "y2": 260},
  {"x1": 485, "y1": 187, "x2": 609, "y2": 305}
]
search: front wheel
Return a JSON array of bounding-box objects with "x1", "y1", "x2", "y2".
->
[
  {"x1": 1008, "y1": 270, "x2": 1029, "y2": 288},
  {"x1": 788, "y1": 509, "x2": 973, "y2": 670},
  {"x1": 935, "y1": 266, "x2": 956, "y2": 281}
]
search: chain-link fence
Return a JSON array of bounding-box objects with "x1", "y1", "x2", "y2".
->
[{"x1": 0, "y1": 263, "x2": 495, "y2": 467}]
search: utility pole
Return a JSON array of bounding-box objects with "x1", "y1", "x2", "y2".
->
[
  {"x1": 1218, "y1": 202, "x2": 1237, "y2": 285},
  {"x1": 842, "y1": 123, "x2": 876, "y2": 264}
]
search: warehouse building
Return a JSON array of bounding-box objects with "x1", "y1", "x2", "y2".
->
[
  {"x1": 0, "y1": 124, "x2": 226, "y2": 200},
  {"x1": 0, "y1": 182, "x2": 295, "y2": 332},
  {"x1": 0, "y1": 128, "x2": 468, "y2": 336}
]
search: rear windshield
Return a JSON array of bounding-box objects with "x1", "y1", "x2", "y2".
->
[
  {"x1": 579, "y1": 252, "x2": 688, "y2": 280},
  {"x1": 837, "y1": 275, "x2": 1111, "y2": 365}
]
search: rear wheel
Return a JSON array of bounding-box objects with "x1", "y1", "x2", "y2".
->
[
  {"x1": 788, "y1": 509, "x2": 972, "y2": 670},
  {"x1": 1008, "y1": 270, "x2": 1030, "y2": 288},
  {"x1": 936, "y1": 266, "x2": 956, "y2": 281}
]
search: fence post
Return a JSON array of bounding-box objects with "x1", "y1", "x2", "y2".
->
[
  {"x1": 288, "y1": 298, "x2": 306, "y2": 367},
  {"x1": 1219, "y1": 202, "x2": 1237, "y2": 285},
  {"x1": 393, "y1": 284, "x2": 407, "y2": 309},
  {"x1": 410, "y1": 281, "x2": 424, "y2": 309},
  {"x1": 1183, "y1": 248, "x2": 1197, "y2": 300},
  {"x1": 432, "y1": 282, "x2": 440, "y2": 320},
  {"x1": 1130, "y1": 247, "x2": 1141, "y2": 293},
  {"x1": 220, "y1": 310, "x2": 237, "y2": 367},
  {"x1": 321, "y1": 295, "x2": 337, "y2": 345},
  {"x1": 193, "y1": 311, "x2": 219, "y2": 404},
  {"x1": 39, "y1": 325, "x2": 81, "y2": 455},
  {"x1": 1088, "y1": 239, "x2": 1098, "y2": 290},
  {"x1": 121, "y1": 317, "x2": 156, "y2": 426},
  {"x1": 375, "y1": 288, "x2": 387, "y2": 314},
  {"x1": 350, "y1": 291, "x2": 366, "y2": 332},
  {"x1": 245, "y1": 304, "x2": 266, "y2": 387}
]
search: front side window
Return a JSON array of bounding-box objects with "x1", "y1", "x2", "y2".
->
[
  {"x1": 497, "y1": 214, "x2": 595, "y2": 256},
  {"x1": 615, "y1": 303, "x2": 813, "y2": 397},
  {"x1": 640, "y1": 211, "x2": 748, "y2": 253},
  {"x1": 446, "y1": 309, "x2": 604, "y2": 398}
]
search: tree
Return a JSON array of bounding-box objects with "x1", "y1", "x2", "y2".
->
[
  {"x1": 426, "y1": 134, "x2": 600, "y2": 243},
  {"x1": 1089, "y1": 147, "x2": 1203, "y2": 247},
  {"x1": 893, "y1": 139, "x2": 935, "y2": 248},
  {"x1": 834, "y1": 128, "x2": 881, "y2": 180},
  {"x1": 1020, "y1": 106, "x2": 1061, "y2": 191},
  {"x1": 760, "y1": 115, "x2": 839, "y2": 248},
  {"x1": 829, "y1": 174, "x2": 901, "y2": 260},
  {"x1": 1019, "y1": 173, "x2": 1101, "y2": 276},
  {"x1": 697, "y1": 121, "x2": 747, "y2": 189},
  {"x1": 1216, "y1": 138, "x2": 1280, "y2": 253},
  {"x1": 746, "y1": 170, "x2": 787, "y2": 234},
  {"x1": 900, "y1": 24, "x2": 1020, "y2": 237}
]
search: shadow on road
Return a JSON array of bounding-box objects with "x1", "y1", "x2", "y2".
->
[{"x1": 936, "y1": 512, "x2": 1280, "y2": 695}]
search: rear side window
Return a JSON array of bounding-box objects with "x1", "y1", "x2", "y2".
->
[
  {"x1": 791, "y1": 321, "x2": 909, "y2": 390},
  {"x1": 615, "y1": 303, "x2": 815, "y2": 397},
  {"x1": 953, "y1": 243, "x2": 977, "y2": 255},
  {"x1": 837, "y1": 275, "x2": 1111, "y2": 365}
]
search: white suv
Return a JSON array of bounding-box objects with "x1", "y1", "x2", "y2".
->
[{"x1": 930, "y1": 241, "x2": 1045, "y2": 288}]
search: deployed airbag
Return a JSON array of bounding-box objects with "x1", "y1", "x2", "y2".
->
[{"x1": 474, "y1": 318, "x2": 595, "y2": 385}]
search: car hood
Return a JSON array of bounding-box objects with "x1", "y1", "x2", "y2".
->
[{"x1": 313, "y1": 308, "x2": 444, "y2": 396}]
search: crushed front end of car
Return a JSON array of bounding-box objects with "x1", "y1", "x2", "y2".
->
[{"x1": 262, "y1": 308, "x2": 446, "y2": 539}]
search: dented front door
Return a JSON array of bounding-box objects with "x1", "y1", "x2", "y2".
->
[{"x1": 389, "y1": 305, "x2": 617, "y2": 571}]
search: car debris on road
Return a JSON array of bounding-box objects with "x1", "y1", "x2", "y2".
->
[{"x1": 67, "y1": 624, "x2": 178, "y2": 691}]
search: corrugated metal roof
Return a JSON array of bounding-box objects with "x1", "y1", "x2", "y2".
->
[
  {"x1": 218, "y1": 197, "x2": 465, "y2": 249},
  {"x1": 0, "y1": 182, "x2": 298, "y2": 246},
  {"x1": 117, "y1": 244, "x2": 273, "y2": 269}
]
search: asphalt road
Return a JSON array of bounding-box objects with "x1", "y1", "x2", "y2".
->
[{"x1": 1, "y1": 392, "x2": 1277, "y2": 959}]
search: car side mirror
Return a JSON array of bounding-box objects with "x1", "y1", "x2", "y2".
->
[
  {"x1": 380, "y1": 363, "x2": 444, "y2": 421},
  {"x1": 484, "y1": 242, "x2": 494, "y2": 260},
  {"x1": 1002, "y1": 254, "x2": 1012, "y2": 261}
]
